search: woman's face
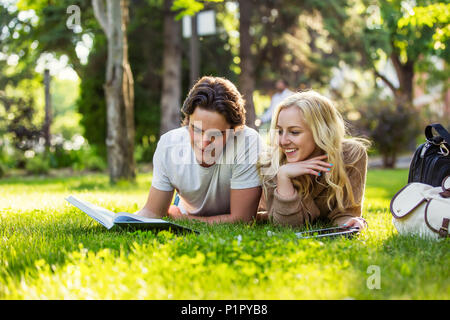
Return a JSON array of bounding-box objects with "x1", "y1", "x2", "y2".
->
[{"x1": 276, "y1": 106, "x2": 321, "y2": 163}]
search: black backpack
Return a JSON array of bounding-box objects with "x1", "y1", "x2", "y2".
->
[{"x1": 408, "y1": 123, "x2": 450, "y2": 187}]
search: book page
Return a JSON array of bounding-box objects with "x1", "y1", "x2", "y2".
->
[
  {"x1": 114, "y1": 212, "x2": 168, "y2": 224},
  {"x1": 66, "y1": 196, "x2": 115, "y2": 229}
]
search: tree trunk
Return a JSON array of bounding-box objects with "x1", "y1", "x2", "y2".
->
[
  {"x1": 93, "y1": 0, "x2": 135, "y2": 183},
  {"x1": 160, "y1": 0, "x2": 182, "y2": 135},
  {"x1": 375, "y1": 51, "x2": 415, "y2": 107},
  {"x1": 390, "y1": 53, "x2": 414, "y2": 106},
  {"x1": 382, "y1": 153, "x2": 397, "y2": 169},
  {"x1": 238, "y1": 0, "x2": 256, "y2": 129},
  {"x1": 43, "y1": 69, "x2": 52, "y2": 148}
]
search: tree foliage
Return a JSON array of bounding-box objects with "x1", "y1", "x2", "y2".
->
[
  {"x1": 2, "y1": 0, "x2": 449, "y2": 171},
  {"x1": 77, "y1": 0, "x2": 235, "y2": 162},
  {"x1": 325, "y1": 0, "x2": 450, "y2": 103}
]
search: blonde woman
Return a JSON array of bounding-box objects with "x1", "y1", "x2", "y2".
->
[{"x1": 257, "y1": 90, "x2": 370, "y2": 229}]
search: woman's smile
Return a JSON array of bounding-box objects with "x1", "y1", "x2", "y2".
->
[{"x1": 283, "y1": 148, "x2": 298, "y2": 157}]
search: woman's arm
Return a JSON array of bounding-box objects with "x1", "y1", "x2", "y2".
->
[
  {"x1": 267, "y1": 155, "x2": 330, "y2": 227},
  {"x1": 276, "y1": 154, "x2": 331, "y2": 197},
  {"x1": 329, "y1": 151, "x2": 368, "y2": 229},
  {"x1": 268, "y1": 186, "x2": 321, "y2": 227}
]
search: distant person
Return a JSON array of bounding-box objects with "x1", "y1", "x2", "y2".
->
[
  {"x1": 136, "y1": 76, "x2": 263, "y2": 224},
  {"x1": 257, "y1": 90, "x2": 370, "y2": 230},
  {"x1": 259, "y1": 79, "x2": 294, "y2": 125}
]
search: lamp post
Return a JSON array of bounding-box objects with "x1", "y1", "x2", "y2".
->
[{"x1": 183, "y1": 10, "x2": 216, "y2": 87}]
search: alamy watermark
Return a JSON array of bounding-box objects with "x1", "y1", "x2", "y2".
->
[
  {"x1": 163, "y1": 122, "x2": 280, "y2": 168},
  {"x1": 66, "y1": 5, "x2": 81, "y2": 31},
  {"x1": 366, "y1": 265, "x2": 381, "y2": 290}
]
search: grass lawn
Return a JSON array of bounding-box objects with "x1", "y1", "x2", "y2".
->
[{"x1": 0, "y1": 169, "x2": 448, "y2": 299}]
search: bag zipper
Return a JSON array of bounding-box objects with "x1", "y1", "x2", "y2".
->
[
  {"x1": 420, "y1": 141, "x2": 431, "y2": 158},
  {"x1": 417, "y1": 141, "x2": 432, "y2": 182}
]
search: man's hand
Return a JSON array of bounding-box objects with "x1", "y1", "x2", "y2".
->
[{"x1": 168, "y1": 205, "x2": 186, "y2": 220}]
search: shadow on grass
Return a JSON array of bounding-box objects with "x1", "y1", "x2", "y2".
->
[
  {"x1": 0, "y1": 174, "x2": 145, "y2": 191},
  {"x1": 67, "y1": 181, "x2": 115, "y2": 191}
]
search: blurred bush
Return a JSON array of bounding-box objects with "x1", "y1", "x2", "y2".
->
[
  {"x1": 134, "y1": 135, "x2": 157, "y2": 164},
  {"x1": 346, "y1": 91, "x2": 421, "y2": 168},
  {"x1": 69, "y1": 146, "x2": 107, "y2": 172},
  {"x1": 48, "y1": 138, "x2": 106, "y2": 172},
  {"x1": 25, "y1": 153, "x2": 50, "y2": 175},
  {"x1": 0, "y1": 134, "x2": 108, "y2": 176}
]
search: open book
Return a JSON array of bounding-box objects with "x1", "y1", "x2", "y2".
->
[{"x1": 65, "y1": 195, "x2": 197, "y2": 233}]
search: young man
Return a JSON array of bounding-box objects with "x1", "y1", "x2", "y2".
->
[{"x1": 136, "y1": 76, "x2": 262, "y2": 223}]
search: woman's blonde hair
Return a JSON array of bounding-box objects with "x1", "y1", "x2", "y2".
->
[{"x1": 257, "y1": 90, "x2": 370, "y2": 212}]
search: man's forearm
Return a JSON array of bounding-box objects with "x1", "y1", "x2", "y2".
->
[{"x1": 136, "y1": 207, "x2": 167, "y2": 219}]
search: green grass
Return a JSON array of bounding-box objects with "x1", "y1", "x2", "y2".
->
[{"x1": 0, "y1": 169, "x2": 448, "y2": 299}]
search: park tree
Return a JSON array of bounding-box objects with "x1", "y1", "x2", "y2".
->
[
  {"x1": 92, "y1": 0, "x2": 135, "y2": 183},
  {"x1": 0, "y1": 2, "x2": 46, "y2": 167},
  {"x1": 310, "y1": 0, "x2": 450, "y2": 167},
  {"x1": 326, "y1": 0, "x2": 450, "y2": 106},
  {"x1": 227, "y1": 0, "x2": 352, "y2": 98},
  {"x1": 329, "y1": 0, "x2": 449, "y2": 166},
  {"x1": 370, "y1": 0, "x2": 449, "y2": 105},
  {"x1": 160, "y1": 0, "x2": 182, "y2": 135},
  {"x1": 6, "y1": 0, "x2": 138, "y2": 182},
  {"x1": 13, "y1": 0, "x2": 96, "y2": 76},
  {"x1": 80, "y1": 0, "x2": 235, "y2": 164},
  {"x1": 238, "y1": 0, "x2": 256, "y2": 128}
]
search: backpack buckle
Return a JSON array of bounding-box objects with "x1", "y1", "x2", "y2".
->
[{"x1": 438, "y1": 143, "x2": 449, "y2": 156}]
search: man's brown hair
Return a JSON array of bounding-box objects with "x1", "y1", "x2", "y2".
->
[{"x1": 181, "y1": 76, "x2": 246, "y2": 128}]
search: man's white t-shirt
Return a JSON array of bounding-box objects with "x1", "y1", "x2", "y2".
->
[{"x1": 151, "y1": 125, "x2": 263, "y2": 216}]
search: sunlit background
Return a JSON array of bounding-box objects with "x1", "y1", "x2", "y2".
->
[{"x1": 0, "y1": 0, "x2": 448, "y2": 179}]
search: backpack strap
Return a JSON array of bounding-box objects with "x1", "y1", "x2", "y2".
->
[
  {"x1": 439, "y1": 218, "x2": 449, "y2": 238},
  {"x1": 425, "y1": 123, "x2": 450, "y2": 144},
  {"x1": 441, "y1": 176, "x2": 450, "y2": 198}
]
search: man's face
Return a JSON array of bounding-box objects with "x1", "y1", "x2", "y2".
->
[
  {"x1": 188, "y1": 107, "x2": 232, "y2": 167},
  {"x1": 275, "y1": 80, "x2": 286, "y2": 92}
]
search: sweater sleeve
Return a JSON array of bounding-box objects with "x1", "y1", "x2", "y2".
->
[
  {"x1": 328, "y1": 151, "x2": 368, "y2": 227},
  {"x1": 269, "y1": 187, "x2": 321, "y2": 227}
]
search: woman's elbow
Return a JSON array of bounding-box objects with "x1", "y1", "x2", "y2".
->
[{"x1": 271, "y1": 211, "x2": 306, "y2": 227}]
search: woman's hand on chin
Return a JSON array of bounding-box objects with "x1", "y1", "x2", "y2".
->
[{"x1": 278, "y1": 154, "x2": 331, "y2": 179}]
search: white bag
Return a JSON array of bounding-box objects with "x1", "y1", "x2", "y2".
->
[{"x1": 390, "y1": 176, "x2": 450, "y2": 240}]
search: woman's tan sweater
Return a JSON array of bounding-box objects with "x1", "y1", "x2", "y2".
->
[{"x1": 263, "y1": 142, "x2": 368, "y2": 227}]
